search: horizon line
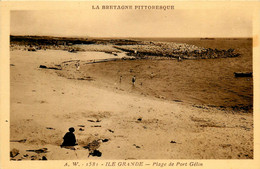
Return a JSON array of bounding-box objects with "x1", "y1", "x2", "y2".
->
[{"x1": 10, "y1": 35, "x2": 253, "y2": 39}]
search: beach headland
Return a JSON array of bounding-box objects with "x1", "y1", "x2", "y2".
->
[{"x1": 10, "y1": 36, "x2": 253, "y2": 160}]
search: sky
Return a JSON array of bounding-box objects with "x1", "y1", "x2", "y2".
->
[{"x1": 11, "y1": 9, "x2": 252, "y2": 38}]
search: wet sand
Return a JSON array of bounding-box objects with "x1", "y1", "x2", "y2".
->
[{"x1": 10, "y1": 47, "x2": 253, "y2": 160}]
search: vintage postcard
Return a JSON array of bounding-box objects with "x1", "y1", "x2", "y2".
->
[{"x1": 0, "y1": 1, "x2": 260, "y2": 169}]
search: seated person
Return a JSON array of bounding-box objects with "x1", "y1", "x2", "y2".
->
[{"x1": 61, "y1": 127, "x2": 77, "y2": 147}]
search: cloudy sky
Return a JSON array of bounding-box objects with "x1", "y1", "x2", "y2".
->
[{"x1": 11, "y1": 9, "x2": 252, "y2": 37}]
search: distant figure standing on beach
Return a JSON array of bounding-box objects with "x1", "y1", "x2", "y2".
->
[
  {"x1": 76, "y1": 62, "x2": 80, "y2": 71},
  {"x1": 120, "y1": 75, "x2": 122, "y2": 83},
  {"x1": 61, "y1": 127, "x2": 77, "y2": 147},
  {"x1": 178, "y1": 56, "x2": 182, "y2": 62},
  {"x1": 150, "y1": 72, "x2": 154, "y2": 79},
  {"x1": 132, "y1": 76, "x2": 136, "y2": 86}
]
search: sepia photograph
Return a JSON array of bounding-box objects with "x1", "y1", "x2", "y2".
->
[{"x1": 1, "y1": 1, "x2": 260, "y2": 168}]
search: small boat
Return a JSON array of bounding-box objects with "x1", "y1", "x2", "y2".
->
[{"x1": 234, "y1": 72, "x2": 252, "y2": 77}]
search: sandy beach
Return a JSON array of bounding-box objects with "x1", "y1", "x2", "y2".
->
[{"x1": 10, "y1": 42, "x2": 253, "y2": 160}]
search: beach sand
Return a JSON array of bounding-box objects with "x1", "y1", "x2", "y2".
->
[{"x1": 10, "y1": 47, "x2": 253, "y2": 160}]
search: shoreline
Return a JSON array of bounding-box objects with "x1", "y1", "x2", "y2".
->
[{"x1": 54, "y1": 55, "x2": 252, "y2": 113}]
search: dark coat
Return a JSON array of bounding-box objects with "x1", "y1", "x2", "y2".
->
[{"x1": 61, "y1": 132, "x2": 76, "y2": 146}]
